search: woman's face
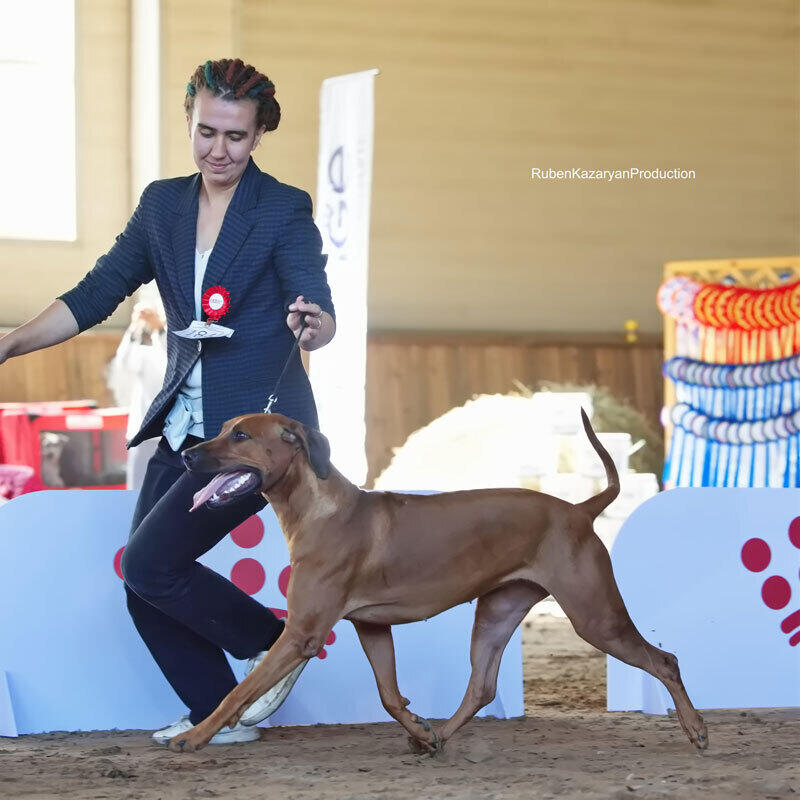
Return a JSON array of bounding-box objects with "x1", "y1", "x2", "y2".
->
[{"x1": 187, "y1": 88, "x2": 266, "y2": 190}]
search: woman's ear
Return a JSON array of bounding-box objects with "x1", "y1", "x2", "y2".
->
[{"x1": 252, "y1": 125, "x2": 266, "y2": 150}]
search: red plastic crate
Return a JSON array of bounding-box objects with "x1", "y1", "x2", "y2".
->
[{"x1": 0, "y1": 407, "x2": 128, "y2": 491}]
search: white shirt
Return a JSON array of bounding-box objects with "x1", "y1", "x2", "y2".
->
[{"x1": 162, "y1": 247, "x2": 212, "y2": 450}]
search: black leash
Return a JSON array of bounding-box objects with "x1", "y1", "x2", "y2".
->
[{"x1": 263, "y1": 314, "x2": 311, "y2": 413}]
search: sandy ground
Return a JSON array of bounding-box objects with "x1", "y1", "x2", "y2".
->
[{"x1": 2, "y1": 616, "x2": 798, "y2": 800}]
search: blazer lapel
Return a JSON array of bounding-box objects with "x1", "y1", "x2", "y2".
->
[
  {"x1": 168, "y1": 173, "x2": 201, "y2": 323},
  {"x1": 201, "y1": 157, "x2": 261, "y2": 307}
]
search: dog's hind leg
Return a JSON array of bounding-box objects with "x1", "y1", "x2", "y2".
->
[
  {"x1": 546, "y1": 528, "x2": 708, "y2": 751},
  {"x1": 353, "y1": 621, "x2": 442, "y2": 754},
  {"x1": 437, "y1": 581, "x2": 547, "y2": 747}
]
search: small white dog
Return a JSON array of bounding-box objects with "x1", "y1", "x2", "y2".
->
[{"x1": 39, "y1": 432, "x2": 69, "y2": 488}]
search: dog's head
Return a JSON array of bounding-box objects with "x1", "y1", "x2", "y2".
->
[
  {"x1": 182, "y1": 413, "x2": 331, "y2": 511},
  {"x1": 40, "y1": 432, "x2": 69, "y2": 462}
]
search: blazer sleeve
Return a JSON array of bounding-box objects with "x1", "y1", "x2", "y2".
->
[
  {"x1": 273, "y1": 189, "x2": 335, "y2": 321},
  {"x1": 57, "y1": 185, "x2": 156, "y2": 332}
]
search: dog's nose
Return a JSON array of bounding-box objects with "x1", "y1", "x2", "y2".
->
[{"x1": 181, "y1": 449, "x2": 197, "y2": 469}]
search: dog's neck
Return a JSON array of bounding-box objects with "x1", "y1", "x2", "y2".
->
[{"x1": 264, "y1": 457, "x2": 360, "y2": 549}]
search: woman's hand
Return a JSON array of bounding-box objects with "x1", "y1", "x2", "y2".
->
[{"x1": 286, "y1": 295, "x2": 335, "y2": 351}]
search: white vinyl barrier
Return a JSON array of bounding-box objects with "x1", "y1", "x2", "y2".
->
[
  {"x1": 608, "y1": 488, "x2": 800, "y2": 714},
  {"x1": 0, "y1": 491, "x2": 522, "y2": 736}
]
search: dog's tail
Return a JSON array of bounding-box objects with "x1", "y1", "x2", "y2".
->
[{"x1": 575, "y1": 408, "x2": 620, "y2": 520}]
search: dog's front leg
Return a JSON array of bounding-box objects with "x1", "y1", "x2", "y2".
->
[
  {"x1": 167, "y1": 632, "x2": 299, "y2": 752},
  {"x1": 169, "y1": 613, "x2": 341, "y2": 753}
]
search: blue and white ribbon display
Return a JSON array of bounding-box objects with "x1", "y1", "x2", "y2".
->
[
  {"x1": 664, "y1": 354, "x2": 800, "y2": 422},
  {"x1": 664, "y1": 354, "x2": 800, "y2": 487}
]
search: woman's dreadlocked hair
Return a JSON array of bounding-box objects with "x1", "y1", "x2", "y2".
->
[{"x1": 185, "y1": 58, "x2": 280, "y2": 132}]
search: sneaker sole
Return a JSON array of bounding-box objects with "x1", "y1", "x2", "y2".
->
[
  {"x1": 240, "y1": 661, "x2": 308, "y2": 726},
  {"x1": 152, "y1": 727, "x2": 260, "y2": 746},
  {"x1": 208, "y1": 727, "x2": 260, "y2": 745}
]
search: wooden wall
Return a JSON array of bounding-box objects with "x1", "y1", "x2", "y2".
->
[
  {"x1": 0, "y1": 330, "x2": 663, "y2": 486},
  {"x1": 6, "y1": 2, "x2": 797, "y2": 338},
  {"x1": 0, "y1": 330, "x2": 120, "y2": 409},
  {"x1": 239, "y1": 0, "x2": 800, "y2": 335},
  {"x1": 365, "y1": 332, "x2": 662, "y2": 485}
]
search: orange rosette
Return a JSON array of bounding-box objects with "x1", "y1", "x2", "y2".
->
[
  {"x1": 763, "y1": 291, "x2": 781, "y2": 329},
  {"x1": 782, "y1": 285, "x2": 798, "y2": 323},
  {"x1": 713, "y1": 286, "x2": 738, "y2": 329},
  {"x1": 694, "y1": 284, "x2": 718, "y2": 327},
  {"x1": 742, "y1": 291, "x2": 759, "y2": 332},
  {"x1": 771, "y1": 287, "x2": 790, "y2": 327},
  {"x1": 704, "y1": 285, "x2": 723, "y2": 328},
  {"x1": 790, "y1": 283, "x2": 800, "y2": 322},
  {"x1": 732, "y1": 290, "x2": 754, "y2": 332},
  {"x1": 752, "y1": 291, "x2": 770, "y2": 330}
]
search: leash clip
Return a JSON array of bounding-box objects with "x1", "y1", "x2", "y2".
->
[{"x1": 264, "y1": 394, "x2": 277, "y2": 414}]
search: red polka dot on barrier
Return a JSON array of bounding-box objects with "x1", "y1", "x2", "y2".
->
[
  {"x1": 113, "y1": 546, "x2": 125, "y2": 580},
  {"x1": 761, "y1": 575, "x2": 791, "y2": 610},
  {"x1": 230, "y1": 515, "x2": 265, "y2": 549},
  {"x1": 789, "y1": 517, "x2": 800, "y2": 549},
  {"x1": 741, "y1": 538, "x2": 771, "y2": 572},
  {"x1": 325, "y1": 630, "x2": 336, "y2": 646},
  {"x1": 230, "y1": 558, "x2": 265, "y2": 595},
  {"x1": 278, "y1": 565, "x2": 292, "y2": 598},
  {"x1": 317, "y1": 648, "x2": 327, "y2": 660}
]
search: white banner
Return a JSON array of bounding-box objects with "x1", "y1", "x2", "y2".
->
[
  {"x1": 607, "y1": 488, "x2": 800, "y2": 714},
  {"x1": 310, "y1": 69, "x2": 377, "y2": 485},
  {"x1": 0, "y1": 490, "x2": 522, "y2": 735}
]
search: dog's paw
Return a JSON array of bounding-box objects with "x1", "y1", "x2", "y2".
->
[
  {"x1": 168, "y1": 731, "x2": 205, "y2": 753},
  {"x1": 406, "y1": 726, "x2": 442, "y2": 757}
]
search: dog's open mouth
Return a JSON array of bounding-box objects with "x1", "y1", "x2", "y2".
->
[{"x1": 190, "y1": 470, "x2": 261, "y2": 512}]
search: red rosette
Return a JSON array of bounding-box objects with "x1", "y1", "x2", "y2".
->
[{"x1": 201, "y1": 285, "x2": 231, "y2": 322}]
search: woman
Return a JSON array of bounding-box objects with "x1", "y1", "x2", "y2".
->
[{"x1": 0, "y1": 58, "x2": 336, "y2": 745}]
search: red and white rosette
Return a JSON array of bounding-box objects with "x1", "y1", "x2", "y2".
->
[{"x1": 201, "y1": 286, "x2": 231, "y2": 322}]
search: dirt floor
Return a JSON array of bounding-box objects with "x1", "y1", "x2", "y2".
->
[{"x1": 2, "y1": 616, "x2": 798, "y2": 800}]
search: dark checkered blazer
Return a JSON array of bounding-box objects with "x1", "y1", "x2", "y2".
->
[{"x1": 58, "y1": 157, "x2": 335, "y2": 448}]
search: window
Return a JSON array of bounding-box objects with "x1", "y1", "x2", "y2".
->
[{"x1": 0, "y1": 1, "x2": 76, "y2": 241}]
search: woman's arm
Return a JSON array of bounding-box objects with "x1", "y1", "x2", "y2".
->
[
  {"x1": 273, "y1": 188, "x2": 337, "y2": 349},
  {"x1": 57, "y1": 185, "x2": 155, "y2": 332},
  {"x1": 0, "y1": 300, "x2": 79, "y2": 365}
]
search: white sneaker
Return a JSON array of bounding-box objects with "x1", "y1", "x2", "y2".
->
[
  {"x1": 151, "y1": 715, "x2": 260, "y2": 746},
  {"x1": 239, "y1": 657, "x2": 309, "y2": 726}
]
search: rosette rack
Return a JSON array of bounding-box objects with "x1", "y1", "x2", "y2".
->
[{"x1": 658, "y1": 257, "x2": 800, "y2": 487}]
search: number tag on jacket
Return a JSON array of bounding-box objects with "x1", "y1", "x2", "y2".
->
[{"x1": 173, "y1": 320, "x2": 235, "y2": 339}]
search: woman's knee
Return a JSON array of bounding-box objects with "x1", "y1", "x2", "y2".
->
[{"x1": 120, "y1": 540, "x2": 173, "y2": 601}]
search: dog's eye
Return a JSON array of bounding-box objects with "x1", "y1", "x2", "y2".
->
[{"x1": 231, "y1": 431, "x2": 250, "y2": 442}]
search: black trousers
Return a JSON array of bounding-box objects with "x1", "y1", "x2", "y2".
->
[{"x1": 121, "y1": 435, "x2": 285, "y2": 724}]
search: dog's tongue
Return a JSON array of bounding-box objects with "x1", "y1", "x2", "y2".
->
[{"x1": 190, "y1": 471, "x2": 247, "y2": 512}]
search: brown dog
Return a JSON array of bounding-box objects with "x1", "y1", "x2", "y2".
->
[{"x1": 169, "y1": 411, "x2": 708, "y2": 754}]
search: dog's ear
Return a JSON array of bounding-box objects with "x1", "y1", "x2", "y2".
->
[{"x1": 301, "y1": 424, "x2": 331, "y2": 479}]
